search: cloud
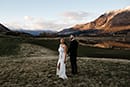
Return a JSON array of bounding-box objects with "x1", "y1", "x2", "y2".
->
[
  {"x1": 5, "y1": 11, "x2": 96, "y2": 31},
  {"x1": 6, "y1": 16, "x2": 72, "y2": 31},
  {"x1": 7, "y1": 21, "x2": 24, "y2": 29},
  {"x1": 24, "y1": 16, "x2": 34, "y2": 21},
  {"x1": 61, "y1": 11, "x2": 89, "y2": 20}
]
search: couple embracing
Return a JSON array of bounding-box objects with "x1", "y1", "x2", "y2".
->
[{"x1": 56, "y1": 35, "x2": 78, "y2": 80}]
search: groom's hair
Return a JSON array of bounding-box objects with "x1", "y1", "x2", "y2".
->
[{"x1": 70, "y1": 34, "x2": 76, "y2": 39}]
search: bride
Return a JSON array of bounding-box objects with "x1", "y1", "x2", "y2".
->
[{"x1": 56, "y1": 38, "x2": 68, "y2": 80}]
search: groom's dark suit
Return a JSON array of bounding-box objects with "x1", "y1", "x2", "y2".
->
[{"x1": 68, "y1": 39, "x2": 78, "y2": 75}]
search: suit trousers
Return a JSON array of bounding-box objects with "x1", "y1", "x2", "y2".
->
[{"x1": 70, "y1": 55, "x2": 77, "y2": 74}]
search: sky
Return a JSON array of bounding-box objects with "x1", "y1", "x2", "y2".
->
[{"x1": 0, "y1": 0, "x2": 130, "y2": 31}]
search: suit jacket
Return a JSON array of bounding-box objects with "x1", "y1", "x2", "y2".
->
[{"x1": 68, "y1": 40, "x2": 78, "y2": 56}]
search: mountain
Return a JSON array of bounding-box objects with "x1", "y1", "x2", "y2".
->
[
  {"x1": 15, "y1": 29, "x2": 57, "y2": 36},
  {"x1": 0, "y1": 23, "x2": 57, "y2": 37},
  {"x1": 0, "y1": 23, "x2": 32, "y2": 37},
  {"x1": 0, "y1": 23, "x2": 10, "y2": 32},
  {"x1": 73, "y1": 6, "x2": 130, "y2": 32},
  {"x1": 39, "y1": 30, "x2": 57, "y2": 37},
  {"x1": 57, "y1": 28, "x2": 103, "y2": 36},
  {"x1": 58, "y1": 28, "x2": 80, "y2": 36}
]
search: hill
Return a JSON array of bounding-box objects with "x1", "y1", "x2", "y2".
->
[
  {"x1": 59, "y1": 7, "x2": 130, "y2": 36},
  {"x1": 0, "y1": 23, "x2": 10, "y2": 32},
  {"x1": 73, "y1": 6, "x2": 130, "y2": 32},
  {"x1": 0, "y1": 23, "x2": 33, "y2": 37}
]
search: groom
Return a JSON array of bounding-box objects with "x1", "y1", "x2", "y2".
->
[{"x1": 68, "y1": 35, "x2": 78, "y2": 75}]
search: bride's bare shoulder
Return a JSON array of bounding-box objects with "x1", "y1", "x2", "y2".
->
[{"x1": 63, "y1": 44, "x2": 67, "y2": 48}]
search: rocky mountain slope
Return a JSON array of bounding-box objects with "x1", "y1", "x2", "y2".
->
[
  {"x1": 0, "y1": 23, "x2": 10, "y2": 32},
  {"x1": 73, "y1": 6, "x2": 130, "y2": 32}
]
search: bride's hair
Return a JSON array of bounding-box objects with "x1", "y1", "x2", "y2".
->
[{"x1": 60, "y1": 37, "x2": 68, "y2": 46}]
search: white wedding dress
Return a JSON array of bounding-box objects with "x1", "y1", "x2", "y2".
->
[{"x1": 56, "y1": 44, "x2": 68, "y2": 79}]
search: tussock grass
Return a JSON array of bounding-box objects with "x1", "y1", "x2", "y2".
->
[
  {"x1": 0, "y1": 58, "x2": 129, "y2": 87},
  {"x1": 0, "y1": 37, "x2": 21, "y2": 56}
]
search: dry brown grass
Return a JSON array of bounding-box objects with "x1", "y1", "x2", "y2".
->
[{"x1": 0, "y1": 57, "x2": 129, "y2": 87}]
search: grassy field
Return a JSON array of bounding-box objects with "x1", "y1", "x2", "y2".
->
[
  {"x1": 0, "y1": 37, "x2": 21, "y2": 56},
  {"x1": 0, "y1": 57, "x2": 129, "y2": 87},
  {"x1": 0, "y1": 36, "x2": 130, "y2": 87},
  {"x1": 0, "y1": 36, "x2": 130, "y2": 59}
]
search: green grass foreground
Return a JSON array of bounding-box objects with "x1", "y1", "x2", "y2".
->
[
  {"x1": 0, "y1": 36, "x2": 130, "y2": 59},
  {"x1": 0, "y1": 58, "x2": 129, "y2": 87}
]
